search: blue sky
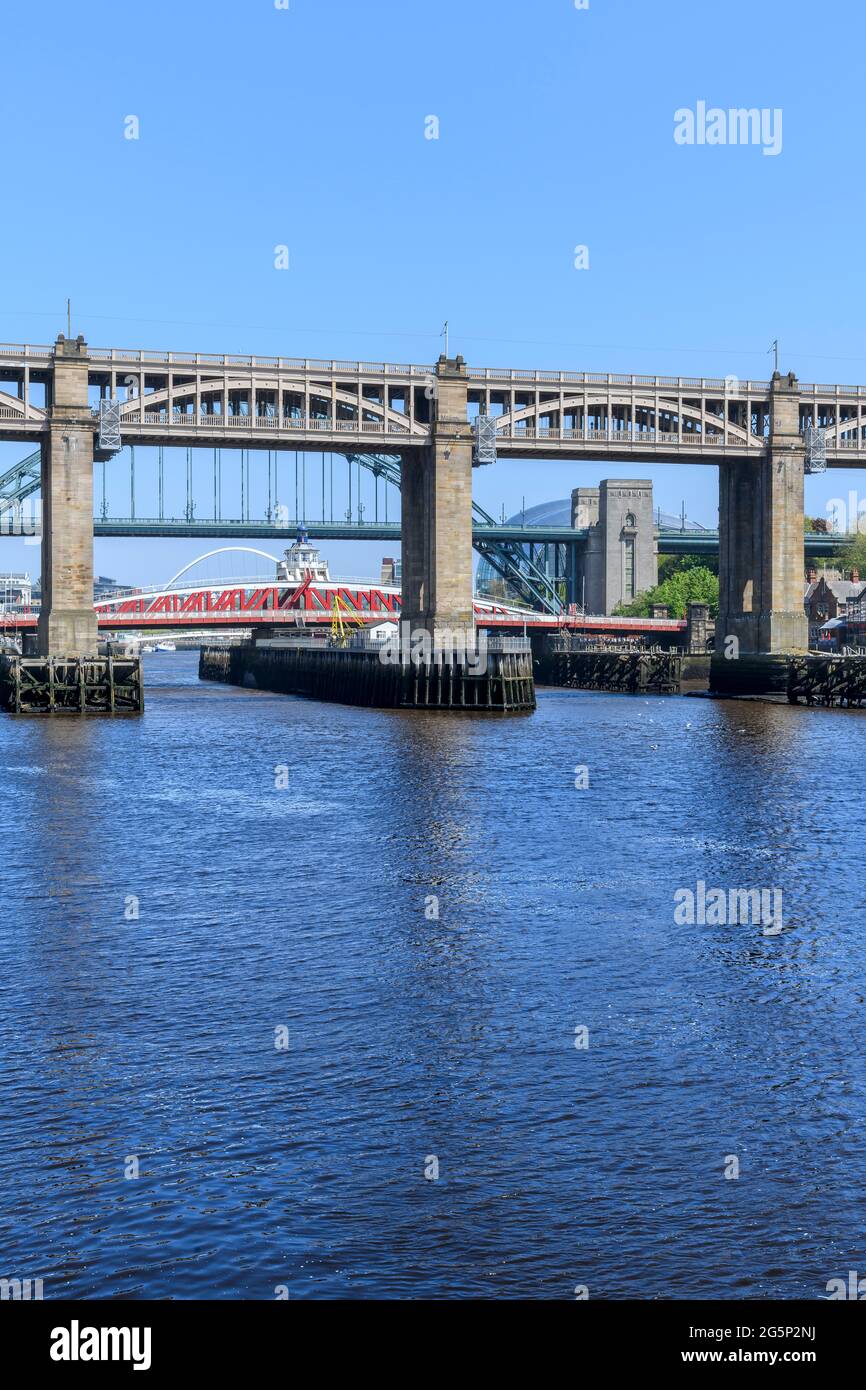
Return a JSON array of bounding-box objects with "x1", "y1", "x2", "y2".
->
[{"x1": 1, "y1": 0, "x2": 864, "y2": 585}]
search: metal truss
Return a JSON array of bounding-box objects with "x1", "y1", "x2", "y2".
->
[
  {"x1": 804, "y1": 426, "x2": 827, "y2": 474},
  {"x1": 473, "y1": 415, "x2": 497, "y2": 466},
  {"x1": 0, "y1": 448, "x2": 41, "y2": 520},
  {"x1": 0, "y1": 443, "x2": 565, "y2": 614},
  {"x1": 98, "y1": 398, "x2": 122, "y2": 454}
]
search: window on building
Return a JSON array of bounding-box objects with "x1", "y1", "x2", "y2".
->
[{"x1": 624, "y1": 537, "x2": 635, "y2": 600}]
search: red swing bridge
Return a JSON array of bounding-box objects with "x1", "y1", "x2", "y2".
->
[{"x1": 0, "y1": 542, "x2": 688, "y2": 640}]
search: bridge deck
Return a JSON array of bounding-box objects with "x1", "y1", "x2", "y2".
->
[{"x1": 3, "y1": 341, "x2": 866, "y2": 461}]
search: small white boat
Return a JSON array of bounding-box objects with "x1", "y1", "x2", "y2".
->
[
  {"x1": 141, "y1": 645, "x2": 156, "y2": 654},
  {"x1": 154, "y1": 641, "x2": 177, "y2": 652}
]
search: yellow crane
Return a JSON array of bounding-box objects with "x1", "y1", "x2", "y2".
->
[{"x1": 330, "y1": 593, "x2": 365, "y2": 645}]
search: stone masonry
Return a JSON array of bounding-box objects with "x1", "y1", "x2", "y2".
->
[
  {"x1": 400, "y1": 356, "x2": 475, "y2": 644},
  {"x1": 571, "y1": 479, "x2": 657, "y2": 615},
  {"x1": 37, "y1": 336, "x2": 99, "y2": 657},
  {"x1": 715, "y1": 371, "x2": 808, "y2": 655}
]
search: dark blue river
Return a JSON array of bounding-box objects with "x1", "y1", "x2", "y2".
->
[{"x1": 1, "y1": 652, "x2": 864, "y2": 1299}]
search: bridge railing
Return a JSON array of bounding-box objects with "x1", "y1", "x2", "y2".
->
[
  {"x1": 481, "y1": 634, "x2": 533, "y2": 651},
  {"x1": 124, "y1": 411, "x2": 418, "y2": 436},
  {"x1": 480, "y1": 611, "x2": 686, "y2": 627},
  {"x1": 799, "y1": 384, "x2": 866, "y2": 396},
  {"x1": 0, "y1": 343, "x2": 437, "y2": 375},
  {"x1": 492, "y1": 424, "x2": 732, "y2": 445},
  {"x1": 5, "y1": 337, "x2": 866, "y2": 398},
  {"x1": 88, "y1": 351, "x2": 435, "y2": 374},
  {"x1": 0, "y1": 344, "x2": 54, "y2": 359},
  {"x1": 468, "y1": 368, "x2": 773, "y2": 392}
]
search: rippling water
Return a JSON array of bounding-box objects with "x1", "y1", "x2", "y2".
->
[{"x1": 1, "y1": 652, "x2": 864, "y2": 1299}]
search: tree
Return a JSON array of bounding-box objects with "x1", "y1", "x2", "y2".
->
[
  {"x1": 615, "y1": 564, "x2": 719, "y2": 619},
  {"x1": 830, "y1": 531, "x2": 866, "y2": 574},
  {"x1": 658, "y1": 552, "x2": 718, "y2": 581}
]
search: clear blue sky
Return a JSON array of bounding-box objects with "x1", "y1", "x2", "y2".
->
[{"x1": 1, "y1": 0, "x2": 864, "y2": 585}]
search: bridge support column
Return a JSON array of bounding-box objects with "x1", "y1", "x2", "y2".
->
[
  {"x1": 401, "y1": 355, "x2": 474, "y2": 643},
  {"x1": 714, "y1": 372, "x2": 807, "y2": 689},
  {"x1": 37, "y1": 336, "x2": 99, "y2": 658},
  {"x1": 716, "y1": 456, "x2": 762, "y2": 653}
]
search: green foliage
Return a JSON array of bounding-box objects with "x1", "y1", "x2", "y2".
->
[
  {"x1": 614, "y1": 564, "x2": 719, "y2": 619},
  {"x1": 658, "y1": 552, "x2": 718, "y2": 581},
  {"x1": 831, "y1": 530, "x2": 866, "y2": 573}
]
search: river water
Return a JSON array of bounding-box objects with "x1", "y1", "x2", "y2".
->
[{"x1": 1, "y1": 652, "x2": 864, "y2": 1300}]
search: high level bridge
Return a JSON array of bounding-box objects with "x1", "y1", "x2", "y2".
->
[
  {"x1": 0, "y1": 334, "x2": 857, "y2": 660},
  {"x1": 4, "y1": 339, "x2": 866, "y2": 462}
]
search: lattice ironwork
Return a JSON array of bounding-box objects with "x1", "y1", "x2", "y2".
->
[
  {"x1": 473, "y1": 415, "x2": 497, "y2": 467},
  {"x1": 804, "y1": 425, "x2": 827, "y2": 474},
  {"x1": 0, "y1": 447, "x2": 40, "y2": 518},
  {"x1": 98, "y1": 398, "x2": 122, "y2": 454}
]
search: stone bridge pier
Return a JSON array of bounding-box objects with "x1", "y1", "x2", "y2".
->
[
  {"x1": 400, "y1": 355, "x2": 475, "y2": 647},
  {"x1": 36, "y1": 335, "x2": 99, "y2": 657},
  {"x1": 712, "y1": 371, "x2": 808, "y2": 691}
]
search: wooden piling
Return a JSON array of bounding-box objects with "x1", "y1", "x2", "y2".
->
[{"x1": 0, "y1": 655, "x2": 143, "y2": 714}]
